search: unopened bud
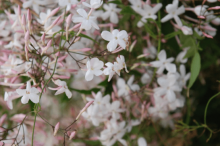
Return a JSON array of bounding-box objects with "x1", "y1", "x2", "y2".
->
[
  {"x1": 137, "y1": 53, "x2": 149, "y2": 59},
  {"x1": 48, "y1": 7, "x2": 60, "y2": 18},
  {"x1": 27, "y1": 9, "x2": 31, "y2": 21},
  {"x1": 25, "y1": 31, "x2": 30, "y2": 42},
  {"x1": 129, "y1": 40, "x2": 137, "y2": 52},
  {"x1": 22, "y1": 14, "x2": 26, "y2": 26},
  {"x1": 41, "y1": 33, "x2": 45, "y2": 45},
  {"x1": 41, "y1": 40, "x2": 52, "y2": 55},
  {"x1": 74, "y1": 37, "x2": 81, "y2": 43},
  {"x1": 69, "y1": 131, "x2": 76, "y2": 140},
  {"x1": 0, "y1": 114, "x2": 7, "y2": 126},
  {"x1": 66, "y1": 14, "x2": 72, "y2": 27},
  {"x1": 76, "y1": 101, "x2": 94, "y2": 120},
  {"x1": 45, "y1": 16, "x2": 61, "y2": 33},
  {"x1": 54, "y1": 122, "x2": 60, "y2": 136},
  {"x1": 18, "y1": 5, "x2": 21, "y2": 16}
]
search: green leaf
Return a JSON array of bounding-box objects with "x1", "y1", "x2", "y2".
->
[
  {"x1": 188, "y1": 52, "x2": 201, "y2": 88},
  {"x1": 193, "y1": 30, "x2": 204, "y2": 40},
  {"x1": 164, "y1": 31, "x2": 182, "y2": 40},
  {"x1": 143, "y1": 23, "x2": 157, "y2": 39},
  {"x1": 78, "y1": 33, "x2": 98, "y2": 44},
  {"x1": 184, "y1": 47, "x2": 196, "y2": 58},
  {"x1": 98, "y1": 78, "x2": 108, "y2": 86},
  {"x1": 120, "y1": 6, "x2": 136, "y2": 15},
  {"x1": 108, "y1": 0, "x2": 122, "y2": 5}
]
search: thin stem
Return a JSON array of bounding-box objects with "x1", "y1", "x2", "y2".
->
[
  {"x1": 31, "y1": 57, "x2": 58, "y2": 146},
  {"x1": 204, "y1": 92, "x2": 220, "y2": 125},
  {"x1": 149, "y1": 0, "x2": 161, "y2": 86}
]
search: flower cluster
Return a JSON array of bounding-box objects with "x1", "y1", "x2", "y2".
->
[{"x1": 0, "y1": 0, "x2": 219, "y2": 145}]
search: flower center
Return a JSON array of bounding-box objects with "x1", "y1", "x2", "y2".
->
[{"x1": 26, "y1": 91, "x2": 30, "y2": 94}]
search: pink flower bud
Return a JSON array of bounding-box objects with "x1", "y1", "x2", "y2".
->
[
  {"x1": 48, "y1": 7, "x2": 60, "y2": 18},
  {"x1": 0, "y1": 114, "x2": 7, "y2": 126},
  {"x1": 41, "y1": 33, "x2": 45, "y2": 44},
  {"x1": 27, "y1": 9, "x2": 31, "y2": 21},
  {"x1": 69, "y1": 23, "x2": 81, "y2": 31},
  {"x1": 54, "y1": 122, "x2": 60, "y2": 136},
  {"x1": 18, "y1": 5, "x2": 21, "y2": 16},
  {"x1": 22, "y1": 14, "x2": 26, "y2": 25},
  {"x1": 202, "y1": 32, "x2": 213, "y2": 38},
  {"x1": 55, "y1": 51, "x2": 60, "y2": 57},
  {"x1": 76, "y1": 101, "x2": 94, "y2": 120},
  {"x1": 46, "y1": 40, "x2": 52, "y2": 48},
  {"x1": 69, "y1": 131, "x2": 76, "y2": 140},
  {"x1": 45, "y1": 16, "x2": 61, "y2": 33},
  {"x1": 25, "y1": 31, "x2": 30, "y2": 42},
  {"x1": 66, "y1": 14, "x2": 72, "y2": 27},
  {"x1": 198, "y1": 15, "x2": 205, "y2": 19},
  {"x1": 208, "y1": 6, "x2": 220, "y2": 10},
  {"x1": 52, "y1": 16, "x2": 61, "y2": 26}
]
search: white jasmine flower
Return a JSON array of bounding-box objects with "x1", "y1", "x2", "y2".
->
[
  {"x1": 161, "y1": 0, "x2": 185, "y2": 26},
  {"x1": 59, "y1": 0, "x2": 78, "y2": 11},
  {"x1": 83, "y1": 0, "x2": 103, "y2": 9},
  {"x1": 178, "y1": 65, "x2": 190, "y2": 88},
  {"x1": 16, "y1": 81, "x2": 40, "y2": 104},
  {"x1": 116, "y1": 55, "x2": 129, "y2": 73},
  {"x1": 103, "y1": 62, "x2": 116, "y2": 81},
  {"x1": 137, "y1": 3, "x2": 162, "y2": 27},
  {"x1": 85, "y1": 58, "x2": 104, "y2": 81},
  {"x1": 101, "y1": 29, "x2": 128, "y2": 52},
  {"x1": 176, "y1": 48, "x2": 188, "y2": 63},
  {"x1": 154, "y1": 74, "x2": 181, "y2": 102},
  {"x1": 73, "y1": 8, "x2": 99, "y2": 30},
  {"x1": 49, "y1": 80, "x2": 72, "y2": 98},
  {"x1": 150, "y1": 50, "x2": 176, "y2": 74},
  {"x1": 102, "y1": 4, "x2": 121, "y2": 24}
]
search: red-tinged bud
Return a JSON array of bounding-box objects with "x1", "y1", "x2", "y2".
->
[
  {"x1": 54, "y1": 122, "x2": 60, "y2": 136},
  {"x1": 0, "y1": 114, "x2": 7, "y2": 126},
  {"x1": 74, "y1": 37, "x2": 81, "y2": 43},
  {"x1": 52, "y1": 16, "x2": 61, "y2": 26},
  {"x1": 18, "y1": 5, "x2": 21, "y2": 16},
  {"x1": 55, "y1": 51, "x2": 60, "y2": 57},
  {"x1": 69, "y1": 23, "x2": 81, "y2": 31},
  {"x1": 25, "y1": 31, "x2": 30, "y2": 42},
  {"x1": 46, "y1": 40, "x2": 52, "y2": 48},
  {"x1": 71, "y1": 4, "x2": 77, "y2": 9},
  {"x1": 208, "y1": 6, "x2": 220, "y2": 10},
  {"x1": 76, "y1": 101, "x2": 94, "y2": 120},
  {"x1": 45, "y1": 16, "x2": 61, "y2": 33},
  {"x1": 66, "y1": 14, "x2": 72, "y2": 27},
  {"x1": 198, "y1": 15, "x2": 205, "y2": 19},
  {"x1": 48, "y1": 7, "x2": 60, "y2": 18},
  {"x1": 54, "y1": 75, "x2": 70, "y2": 79},
  {"x1": 41, "y1": 39, "x2": 52, "y2": 55},
  {"x1": 58, "y1": 54, "x2": 68, "y2": 62},
  {"x1": 41, "y1": 33, "x2": 45, "y2": 44},
  {"x1": 22, "y1": 14, "x2": 26, "y2": 26},
  {"x1": 202, "y1": 32, "x2": 213, "y2": 39},
  {"x1": 69, "y1": 131, "x2": 76, "y2": 140},
  {"x1": 27, "y1": 9, "x2": 31, "y2": 21}
]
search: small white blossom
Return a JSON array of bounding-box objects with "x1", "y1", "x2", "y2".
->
[
  {"x1": 85, "y1": 58, "x2": 104, "y2": 81},
  {"x1": 73, "y1": 9, "x2": 99, "y2": 30},
  {"x1": 161, "y1": 0, "x2": 185, "y2": 26},
  {"x1": 150, "y1": 50, "x2": 176, "y2": 74},
  {"x1": 16, "y1": 81, "x2": 40, "y2": 104},
  {"x1": 101, "y1": 29, "x2": 128, "y2": 52}
]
